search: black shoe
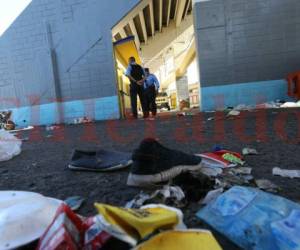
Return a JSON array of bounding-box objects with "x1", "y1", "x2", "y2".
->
[
  {"x1": 127, "y1": 138, "x2": 203, "y2": 187},
  {"x1": 68, "y1": 149, "x2": 132, "y2": 172}
]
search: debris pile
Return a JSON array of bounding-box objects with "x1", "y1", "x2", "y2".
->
[
  {"x1": 0, "y1": 111, "x2": 15, "y2": 131},
  {"x1": 0, "y1": 130, "x2": 22, "y2": 162},
  {"x1": 1, "y1": 138, "x2": 300, "y2": 249}
]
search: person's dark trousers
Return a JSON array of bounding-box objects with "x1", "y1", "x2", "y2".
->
[
  {"x1": 130, "y1": 83, "x2": 147, "y2": 118},
  {"x1": 145, "y1": 86, "x2": 157, "y2": 116}
]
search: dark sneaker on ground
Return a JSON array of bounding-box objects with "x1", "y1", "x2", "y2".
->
[
  {"x1": 68, "y1": 149, "x2": 132, "y2": 172},
  {"x1": 127, "y1": 138, "x2": 203, "y2": 187}
]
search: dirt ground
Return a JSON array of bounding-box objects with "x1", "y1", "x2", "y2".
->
[{"x1": 1, "y1": 109, "x2": 300, "y2": 249}]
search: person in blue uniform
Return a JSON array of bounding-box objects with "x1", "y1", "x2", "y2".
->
[
  {"x1": 125, "y1": 57, "x2": 147, "y2": 119},
  {"x1": 144, "y1": 68, "x2": 160, "y2": 117}
]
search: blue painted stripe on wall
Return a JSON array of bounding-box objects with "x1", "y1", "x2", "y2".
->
[
  {"x1": 201, "y1": 79, "x2": 292, "y2": 111},
  {"x1": 9, "y1": 95, "x2": 120, "y2": 127},
  {"x1": 95, "y1": 96, "x2": 120, "y2": 120}
]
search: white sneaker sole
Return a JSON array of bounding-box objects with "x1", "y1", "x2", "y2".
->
[
  {"x1": 68, "y1": 160, "x2": 132, "y2": 172},
  {"x1": 127, "y1": 163, "x2": 203, "y2": 187}
]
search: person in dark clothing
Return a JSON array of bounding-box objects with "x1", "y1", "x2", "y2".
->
[
  {"x1": 144, "y1": 68, "x2": 160, "y2": 117},
  {"x1": 125, "y1": 57, "x2": 148, "y2": 119}
]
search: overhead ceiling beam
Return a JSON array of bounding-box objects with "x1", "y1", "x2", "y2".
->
[
  {"x1": 112, "y1": 0, "x2": 149, "y2": 37},
  {"x1": 158, "y1": 0, "x2": 163, "y2": 32},
  {"x1": 188, "y1": 0, "x2": 193, "y2": 12},
  {"x1": 119, "y1": 28, "x2": 127, "y2": 39},
  {"x1": 141, "y1": 15, "x2": 193, "y2": 67},
  {"x1": 166, "y1": 0, "x2": 172, "y2": 27},
  {"x1": 176, "y1": 38, "x2": 196, "y2": 77},
  {"x1": 175, "y1": 0, "x2": 187, "y2": 27},
  {"x1": 114, "y1": 33, "x2": 122, "y2": 41},
  {"x1": 129, "y1": 20, "x2": 141, "y2": 50},
  {"x1": 139, "y1": 12, "x2": 148, "y2": 44},
  {"x1": 149, "y1": 0, "x2": 155, "y2": 36},
  {"x1": 170, "y1": 0, "x2": 178, "y2": 19},
  {"x1": 183, "y1": 0, "x2": 192, "y2": 20}
]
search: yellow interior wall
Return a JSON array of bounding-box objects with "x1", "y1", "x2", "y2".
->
[{"x1": 114, "y1": 38, "x2": 142, "y2": 114}]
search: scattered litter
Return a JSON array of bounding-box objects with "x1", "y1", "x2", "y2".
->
[
  {"x1": 273, "y1": 167, "x2": 300, "y2": 179},
  {"x1": 256, "y1": 101, "x2": 281, "y2": 109},
  {"x1": 242, "y1": 147, "x2": 258, "y2": 155},
  {"x1": 73, "y1": 117, "x2": 93, "y2": 124},
  {"x1": 64, "y1": 196, "x2": 85, "y2": 211},
  {"x1": 150, "y1": 186, "x2": 185, "y2": 207},
  {"x1": 0, "y1": 191, "x2": 62, "y2": 250},
  {"x1": 230, "y1": 167, "x2": 252, "y2": 175},
  {"x1": 8, "y1": 125, "x2": 34, "y2": 133},
  {"x1": 172, "y1": 172, "x2": 215, "y2": 202},
  {"x1": 134, "y1": 230, "x2": 222, "y2": 250},
  {"x1": 235, "y1": 101, "x2": 282, "y2": 111},
  {"x1": 37, "y1": 204, "x2": 112, "y2": 250},
  {"x1": 45, "y1": 125, "x2": 60, "y2": 131},
  {"x1": 200, "y1": 150, "x2": 244, "y2": 168},
  {"x1": 255, "y1": 179, "x2": 279, "y2": 193},
  {"x1": 69, "y1": 149, "x2": 132, "y2": 172},
  {"x1": 234, "y1": 104, "x2": 254, "y2": 111},
  {"x1": 37, "y1": 204, "x2": 83, "y2": 250},
  {"x1": 0, "y1": 130, "x2": 22, "y2": 162},
  {"x1": 197, "y1": 186, "x2": 300, "y2": 250},
  {"x1": 227, "y1": 110, "x2": 240, "y2": 116},
  {"x1": 84, "y1": 216, "x2": 112, "y2": 250},
  {"x1": 207, "y1": 117, "x2": 214, "y2": 121},
  {"x1": 126, "y1": 193, "x2": 151, "y2": 209},
  {"x1": 0, "y1": 111, "x2": 15, "y2": 131},
  {"x1": 126, "y1": 186, "x2": 186, "y2": 209},
  {"x1": 215, "y1": 170, "x2": 254, "y2": 189},
  {"x1": 280, "y1": 102, "x2": 300, "y2": 108},
  {"x1": 243, "y1": 175, "x2": 255, "y2": 181},
  {"x1": 200, "y1": 167, "x2": 223, "y2": 177},
  {"x1": 176, "y1": 111, "x2": 194, "y2": 117},
  {"x1": 95, "y1": 203, "x2": 186, "y2": 246},
  {"x1": 201, "y1": 188, "x2": 224, "y2": 205},
  {"x1": 222, "y1": 153, "x2": 245, "y2": 165}
]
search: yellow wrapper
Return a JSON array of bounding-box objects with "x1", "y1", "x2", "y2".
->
[
  {"x1": 135, "y1": 230, "x2": 223, "y2": 250},
  {"x1": 94, "y1": 203, "x2": 183, "y2": 244}
]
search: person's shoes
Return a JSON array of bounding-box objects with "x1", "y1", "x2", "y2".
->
[
  {"x1": 127, "y1": 138, "x2": 203, "y2": 187},
  {"x1": 144, "y1": 117, "x2": 155, "y2": 121},
  {"x1": 68, "y1": 149, "x2": 132, "y2": 172},
  {"x1": 143, "y1": 112, "x2": 150, "y2": 119},
  {"x1": 129, "y1": 114, "x2": 138, "y2": 120}
]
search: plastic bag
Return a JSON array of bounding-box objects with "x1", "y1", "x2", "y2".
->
[
  {"x1": 37, "y1": 204, "x2": 112, "y2": 250},
  {"x1": 273, "y1": 167, "x2": 300, "y2": 179},
  {"x1": 83, "y1": 217, "x2": 111, "y2": 250},
  {"x1": 0, "y1": 129, "x2": 22, "y2": 162},
  {"x1": 197, "y1": 186, "x2": 300, "y2": 250},
  {"x1": 0, "y1": 191, "x2": 62, "y2": 250},
  {"x1": 36, "y1": 204, "x2": 84, "y2": 250}
]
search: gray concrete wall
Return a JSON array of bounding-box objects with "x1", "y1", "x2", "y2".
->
[
  {"x1": 0, "y1": 0, "x2": 140, "y2": 109},
  {"x1": 194, "y1": 0, "x2": 300, "y2": 87}
]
